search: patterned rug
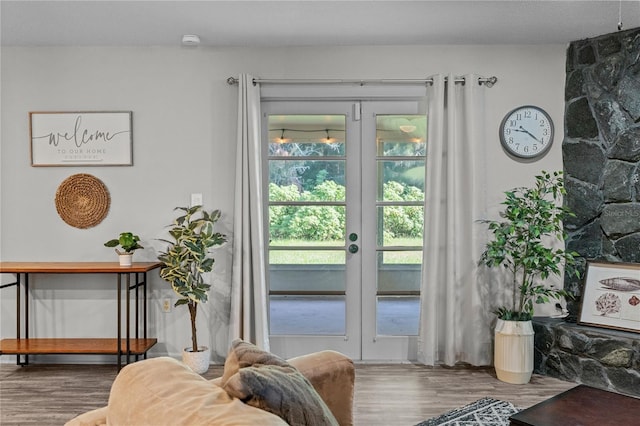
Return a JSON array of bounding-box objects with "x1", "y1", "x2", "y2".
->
[{"x1": 415, "y1": 397, "x2": 520, "y2": 426}]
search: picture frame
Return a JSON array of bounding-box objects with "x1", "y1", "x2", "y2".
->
[
  {"x1": 30, "y1": 111, "x2": 133, "y2": 166},
  {"x1": 578, "y1": 261, "x2": 640, "y2": 333}
]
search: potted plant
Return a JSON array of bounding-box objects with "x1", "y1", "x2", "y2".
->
[
  {"x1": 157, "y1": 205, "x2": 227, "y2": 374},
  {"x1": 104, "y1": 232, "x2": 144, "y2": 266},
  {"x1": 479, "y1": 170, "x2": 577, "y2": 384}
]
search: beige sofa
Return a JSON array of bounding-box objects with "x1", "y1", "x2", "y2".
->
[{"x1": 65, "y1": 349, "x2": 354, "y2": 426}]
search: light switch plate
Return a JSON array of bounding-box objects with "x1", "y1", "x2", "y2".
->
[{"x1": 190, "y1": 193, "x2": 203, "y2": 207}]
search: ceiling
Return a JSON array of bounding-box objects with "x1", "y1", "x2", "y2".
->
[{"x1": 1, "y1": 1, "x2": 640, "y2": 47}]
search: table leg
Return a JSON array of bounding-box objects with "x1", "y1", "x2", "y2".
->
[
  {"x1": 126, "y1": 273, "x2": 131, "y2": 365},
  {"x1": 2, "y1": 273, "x2": 28, "y2": 366},
  {"x1": 23, "y1": 273, "x2": 29, "y2": 366},
  {"x1": 16, "y1": 273, "x2": 21, "y2": 366},
  {"x1": 135, "y1": 273, "x2": 139, "y2": 341},
  {"x1": 16, "y1": 274, "x2": 21, "y2": 340},
  {"x1": 143, "y1": 272, "x2": 148, "y2": 359},
  {"x1": 134, "y1": 272, "x2": 141, "y2": 361},
  {"x1": 117, "y1": 273, "x2": 122, "y2": 370}
]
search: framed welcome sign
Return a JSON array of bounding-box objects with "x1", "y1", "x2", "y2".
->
[{"x1": 30, "y1": 111, "x2": 133, "y2": 166}]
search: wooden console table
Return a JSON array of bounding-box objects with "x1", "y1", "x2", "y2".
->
[{"x1": 0, "y1": 262, "x2": 161, "y2": 369}]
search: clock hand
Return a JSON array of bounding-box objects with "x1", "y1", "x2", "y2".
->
[{"x1": 515, "y1": 126, "x2": 541, "y2": 143}]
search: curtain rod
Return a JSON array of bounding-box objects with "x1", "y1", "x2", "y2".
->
[{"x1": 226, "y1": 76, "x2": 498, "y2": 88}]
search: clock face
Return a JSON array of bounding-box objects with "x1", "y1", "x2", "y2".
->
[{"x1": 499, "y1": 106, "x2": 554, "y2": 159}]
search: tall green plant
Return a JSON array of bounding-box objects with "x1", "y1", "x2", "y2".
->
[
  {"x1": 158, "y1": 206, "x2": 227, "y2": 351},
  {"x1": 480, "y1": 171, "x2": 577, "y2": 321}
]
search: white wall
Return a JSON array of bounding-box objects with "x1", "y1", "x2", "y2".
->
[{"x1": 0, "y1": 44, "x2": 567, "y2": 363}]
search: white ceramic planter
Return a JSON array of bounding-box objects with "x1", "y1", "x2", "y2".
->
[
  {"x1": 182, "y1": 346, "x2": 211, "y2": 374},
  {"x1": 118, "y1": 253, "x2": 133, "y2": 267},
  {"x1": 494, "y1": 319, "x2": 534, "y2": 384}
]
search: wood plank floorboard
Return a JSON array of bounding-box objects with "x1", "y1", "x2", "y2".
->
[{"x1": 0, "y1": 362, "x2": 575, "y2": 425}]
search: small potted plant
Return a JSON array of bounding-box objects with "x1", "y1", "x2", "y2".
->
[
  {"x1": 157, "y1": 205, "x2": 227, "y2": 374},
  {"x1": 104, "y1": 232, "x2": 144, "y2": 266},
  {"x1": 479, "y1": 170, "x2": 578, "y2": 384}
]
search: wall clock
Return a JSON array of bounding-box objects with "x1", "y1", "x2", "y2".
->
[{"x1": 499, "y1": 105, "x2": 554, "y2": 159}]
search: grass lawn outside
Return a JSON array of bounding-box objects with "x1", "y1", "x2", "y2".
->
[{"x1": 269, "y1": 238, "x2": 422, "y2": 264}]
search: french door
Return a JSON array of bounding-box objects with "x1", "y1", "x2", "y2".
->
[{"x1": 263, "y1": 100, "x2": 426, "y2": 361}]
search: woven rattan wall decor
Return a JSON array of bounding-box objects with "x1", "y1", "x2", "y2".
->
[{"x1": 55, "y1": 174, "x2": 110, "y2": 229}]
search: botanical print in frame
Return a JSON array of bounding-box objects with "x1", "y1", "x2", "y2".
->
[
  {"x1": 30, "y1": 111, "x2": 133, "y2": 166},
  {"x1": 578, "y1": 261, "x2": 640, "y2": 333}
]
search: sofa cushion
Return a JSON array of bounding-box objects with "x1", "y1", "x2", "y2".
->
[
  {"x1": 106, "y1": 357, "x2": 287, "y2": 426},
  {"x1": 288, "y1": 351, "x2": 355, "y2": 426},
  {"x1": 220, "y1": 339, "x2": 288, "y2": 386},
  {"x1": 223, "y1": 363, "x2": 339, "y2": 426}
]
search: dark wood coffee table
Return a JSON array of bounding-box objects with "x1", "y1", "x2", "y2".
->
[{"x1": 510, "y1": 384, "x2": 640, "y2": 426}]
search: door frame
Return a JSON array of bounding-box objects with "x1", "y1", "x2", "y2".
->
[{"x1": 261, "y1": 87, "x2": 428, "y2": 361}]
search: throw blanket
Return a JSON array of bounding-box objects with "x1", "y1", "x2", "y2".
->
[{"x1": 222, "y1": 339, "x2": 339, "y2": 426}]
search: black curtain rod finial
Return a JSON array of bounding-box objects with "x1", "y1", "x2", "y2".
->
[{"x1": 483, "y1": 76, "x2": 498, "y2": 88}]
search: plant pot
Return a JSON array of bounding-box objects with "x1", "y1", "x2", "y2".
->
[
  {"x1": 182, "y1": 346, "x2": 210, "y2": 374},
  {"x1": 494, "y1": 319, "x2": 534, "y2": 384},
  {"x1": 118, "y1": 253, "x2": 133, "y2": 267}
]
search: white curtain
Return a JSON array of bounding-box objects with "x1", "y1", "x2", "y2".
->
[
  {"x1": 417, "y1": 74, "x2": 492, "y2": 366},
  {"x1": 230, "y1": 74, "x2": 270, "y2": 350}
]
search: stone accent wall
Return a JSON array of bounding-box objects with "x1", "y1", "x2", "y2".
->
[
  {"x1": 534, "y1": 318, "x2": 640, "y2": 397},
  {"x1": 537, "y1": 27, "x2": 640, "y2": 396},
  {"x1": 563, "y1": 27, "x2": 640, "y2": 317}
]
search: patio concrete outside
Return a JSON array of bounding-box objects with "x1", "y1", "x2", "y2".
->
[{"x1": 269, "y1": 295, "x2": 419, "y2": 336}]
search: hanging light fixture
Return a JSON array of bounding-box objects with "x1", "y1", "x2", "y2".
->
[
  {"x1": 280, "y1": 129, "x2": 286, "y2": 143},
  {"x1": 618, "y1": 0, "x2": 624, "y2": 30},
  {"x1": 399, "y1": 125, "x2": 417, "y2": 133},
  {"x1": 325, "y1": 129, "x2": 332, "y2": 143},
  {"x1": 181, "y1": 34, "x2": 201, "y2": 46}
]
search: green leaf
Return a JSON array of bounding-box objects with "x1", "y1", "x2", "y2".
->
[{"x1": 104, "y1": 239, "x2": 119, "y2": 248}]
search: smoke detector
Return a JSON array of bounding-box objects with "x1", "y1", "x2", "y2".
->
[{"x1": 182, "y1": 35, "x2": 201, "y2": 46}]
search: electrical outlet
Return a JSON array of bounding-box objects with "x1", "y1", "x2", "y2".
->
[{"x1": 162, "y1": 298, "x2": 171, "y2": 313}]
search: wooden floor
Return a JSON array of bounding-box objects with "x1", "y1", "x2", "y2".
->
[
  {"x1": 0, "y1": 361, "x2": 576, "y2": 426},
  {"x1": 352, "y1": 364, "x2": 575, "y2": 426}
]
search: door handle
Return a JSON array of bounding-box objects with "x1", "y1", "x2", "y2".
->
[
  {"x1": 349, "y1": 233, "x2": 358, "y2": 242},
  {"x1": 348, "y1": 244, "x2": 359, "y2": 254}
]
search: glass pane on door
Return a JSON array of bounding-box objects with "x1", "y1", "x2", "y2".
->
[
  {"x1": 375, "y1": 115, "x2": 426, "y2": 336},
  {"x1": 267, "y1": 114, "x2": 347, "y2": 336}
]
